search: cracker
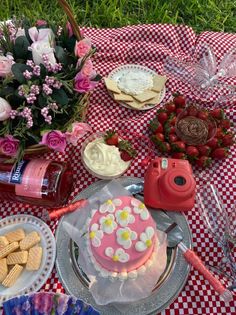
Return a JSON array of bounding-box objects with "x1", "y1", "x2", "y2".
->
[
  {"x1": 0, "y1": 236, "x2": 9, "y2": 250},
  {"x1": 126, "y1": 100, "x2": 146, "y2": 109},
  {"x1": 7, "y1": 251, "x2": 28, "y2": 265},
  {"x1": 2, "y1": 264, "x2": 23, "y2": 287},
  {"x1": 5, "y1": 229, "x2": 25, "y2": 243},
  {"x1": 0, "y1": 242, "x2": 19, "y2": 259},
  {"x1": 151, "y1": 75, "x2": 167, "y2": 92},
  {"x1": 0, "y1": 259, "x2": 8, "y2": 282},
  {"x1": 20, "y1": 231, "x2": 41, "y2": 250},
  {"x1": 145, "y1": 93, "x2": 161, "y2": 105},
  {"x1": 133, "y1": 90, "x2": 157, "y2": 103},
  {"x1": 26, "y1": 246, "x2": 43, "y2": 271},
  {"x1": 113, "y1": 93, "x2": 134, "y2": 102},
  {"x1": 104, "y1": 78, "x2": 121, "y2": 94}
]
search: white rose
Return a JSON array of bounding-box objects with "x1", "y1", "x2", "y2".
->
[
  {"x1": 30, "y1": 41, "x2": 56, "y2": 65},
  {"x1": 0, "y1": 97, "x2": 12, "y2": 121}
]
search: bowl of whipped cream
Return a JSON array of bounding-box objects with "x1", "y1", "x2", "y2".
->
[{"x1": 81, "y1": 132, "x2": 131, "y2": 179}]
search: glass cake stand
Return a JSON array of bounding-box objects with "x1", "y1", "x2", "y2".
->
[{"x1": 55, "y1": 177, "x2": 192, "y2": 315}]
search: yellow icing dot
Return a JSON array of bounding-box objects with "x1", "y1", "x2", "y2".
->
[
  {"x1": 120, "y1": 210, "x2": 129, "y2": 220},
  {"x1": 112, "y1": 255, "x2": 119, "y2": 262},
  {"x1": 138, "y1": 203, "x2": 145, "y2": 210},
  {"x1": 145, "y1": 239, "x2": 152, "y2": 248},
  {"x1": 121, "y1": 231, "x2": 130, "y2": 240},
  {"x1": 104, "y1": 219, "x2": 113, "y2": 226},
  {"x1": 106, "y1": 199, "x2": 113, "y2": 205},
  {"x1": 89, "y1": 231, "x2": 96, "y2": 239}
]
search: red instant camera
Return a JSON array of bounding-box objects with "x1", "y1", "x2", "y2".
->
[{"x1": 144, "y1": 157, "x2": 196, "y2": 212}]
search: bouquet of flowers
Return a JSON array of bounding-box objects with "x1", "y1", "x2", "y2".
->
[{"x1": 0, "y1": 0, "x2": 100, "y2": 160}]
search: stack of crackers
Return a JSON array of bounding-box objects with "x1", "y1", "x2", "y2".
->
[
  {"x1": 104, "y1": 75, "x2": 167, "y2": 109},
  {"x1": 0, "y1": 229, "x2": 43, "y2": 288}
]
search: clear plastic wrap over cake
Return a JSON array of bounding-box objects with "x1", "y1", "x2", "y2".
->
[{"x1": 63, "y1": 180, "x2": 167, "y2": 305}]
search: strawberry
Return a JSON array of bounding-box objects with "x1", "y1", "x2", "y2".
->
[
  {"x1": 187, "y1": 105, "x2": 198, "y2": 117},
  {"x1": 197, "y1": 110, "x2": 209, "y2": 120},
  {"x1": 222, "y1": 133, "x2": 234, "y2": 146},
  {"x1": 159, "y1": 142, "x2": 171, "y2": 153},
  {"x1": 170, "y1": 115, "x2": 177, "y2": 126},
  {"x1": 220, "y1": 119, "x2": 231, "y2": 130},
  {"x1": 165, "y1": 101, "x2": 176, "y2": 113},
  {"x1": 171, "y1": 141, "x2": 186, "y2": 152},
  {"x1": 215, "y1": 127, "x2": 225, "y2": 139},
  {"x1": 173, "y1": 92, "x2": 186, "y2": 108},
  {"x1": 186, "y1": 146, "x2": 199, "y2": 157},
  {"x1": 155, "y1": 133, "x2": 165, "y2": 142},
  {"x1": 211, "y1": 147, "x2": 228, "y2": 159},
  {"x1": 169, "y1": 126, "x2": 176, "y2": 134},
  {"x1": 157, "y1": 111, "x2": 168, "y2": 124},
  {"x1": 120, "y1": 151, "x2": 133, "y2": 162},
  {"x1": 197, "y1": 145, "x2": 211, "y2": 156},
  {"x1": 169, "y1": 134, "x2": 178, "y2": 143},
  {"x1": 211, "y1": 108, "x2": 224, "y2": 120},
  {"x1": 207, "y1": 137, "x2": 219, "y2": 149},
  {"x1": 118, "y1": 140, "x2": 137, "y2": 161},
  {"x1": 104, "y1": 130, "x2": 119, "y2": 146},
  {"x1": 172, "y1": 152, "x2": 187, "y2": 159},
  {"x1": 148, "y1": 119, "x2": 163, "y2": 133},
  {"x1": 176, "y1": 107, "x2": 184, "y2": 115},
  {"x1": 196, "y1": 156, "x2": 212, "y2": 167}
]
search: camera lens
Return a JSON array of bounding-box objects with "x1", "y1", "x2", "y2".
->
[{"x1": 174, "y1": 176, "x2": 186, "y2": 186}]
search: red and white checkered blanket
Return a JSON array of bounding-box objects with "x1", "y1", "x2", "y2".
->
[{"x1": 1, "y1": 23, "x2": 235, "y2": 315}]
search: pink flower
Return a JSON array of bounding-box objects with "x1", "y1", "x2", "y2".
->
[
  {"x1": 0, "y1": 135, "x2": 19, "y2": 156},
  {"x1": 76, "y1": 58, "x2": 96, "y2": 77},
  {"x1": 74, "y1": 38, "x2": 91, "y2": 57},
  {"x1": 74, "y1": 72, "x2": 97, "y2": 93},
  {"x1": 0, "y1": 97, "x2": 12, "y2": 121},
  {"x1": 36, "y1": 20, "x2": 48, "y2": 27},
  {"x1": 40, "y1": 130, "x2": 67, "y2": 153},
  {"x1": 65, "y1": 122, "x2": 92, "y2": 146},
  {"x1": 0, "y1": 55, "x2": 14, "y2": 77}
]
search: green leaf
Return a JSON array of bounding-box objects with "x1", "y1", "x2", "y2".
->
[
  {"x1": 38, "y1": 94, "x2": 48, "y2": 107},
  {"x1": 52, "y1": 89, "x2": 68, "y2": 106},
  {"x1": 39, "y1": 64, "x2": 47, "y2": 79},
  {"x1": 13, "y1": 36, "x2": 30, "y2": 60},
  {"x1": 93, "y1": 74, "x2": 102, "y2": 82},
  {"x1": 11, "y1": 63, "x2": 32, "y2": 84},
  {"x1": 55, "y1": 46, "x2": 68, "y2": 66},
  {"x1": 64, "y1": 36, "x2": 76, "y2": 53}
]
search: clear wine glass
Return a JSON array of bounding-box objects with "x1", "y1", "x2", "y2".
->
[{"x1": 196, "y1": 184, "x2": 236, "y2": 287}]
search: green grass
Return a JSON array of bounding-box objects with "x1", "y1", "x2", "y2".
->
[{"x1": 0, "y1": 0, "x2": 236, "y2": 33}]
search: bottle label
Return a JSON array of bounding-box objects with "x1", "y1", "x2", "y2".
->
[{"x1": 11, "y1": 159, "x2": 51, "y2": 199}]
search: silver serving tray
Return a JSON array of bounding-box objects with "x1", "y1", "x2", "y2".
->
[{"x1": 55, "y1": 177, "x2": 192, "y2": 315}]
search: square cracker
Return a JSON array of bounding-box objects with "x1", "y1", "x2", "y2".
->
[
  {"x1": 0, "y1": 236, "x2": 9, "y2": 250},
  {"x1": 0, "y1": 258, "x2": 8, "y2": 282},
  {"x1": 2, "y1": 264, "x2": 23, "y2": 287},
  {"x1": 26, "y1": 246, "x2": 43, "y2": 271},
  {"x1": 151, "y1": 75, "x2": 167, "y2": 92},
  {"x1": 113, "y1": 93, "x2": 134, "y2": 102},
  {"x1": 5, "y1": 229, "x2": 25, "y2": 243},
  {"x1": 133, "y1": 90, "x2": 157, "y2": 103},
  {"x1": 104, "y1": 78, "x2": 121, "y2": 94}
]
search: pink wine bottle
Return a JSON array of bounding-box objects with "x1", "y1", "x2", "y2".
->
[{"x1": 0, "y1": 158, "x2": 73, "y2": 207}]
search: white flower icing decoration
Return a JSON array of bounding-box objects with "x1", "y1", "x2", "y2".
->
[
  {"x1": 135, "y1": 226, "x2": 155, "y2": 252},
  {"x1": 99, "y1": 198, "x2": 122, "y2": 214},
  {"x1": 116, "y1": 227, "x2": 137, "y2": 249},
  {"x1": 131, "y1": 198, "x2": 149, "y2": 220},
  {"x1": 89, "y1": 223, "x2": 104, "y2": 247},
  {"x1": 105, "y1": 247, "x2": 130, "y2": 263},
  {"x1": 100, "y1": 214, "x2": 117, "y2": 234},
  {"x1": 115, "y1": 206, "x2": 135, "y2": 227}
]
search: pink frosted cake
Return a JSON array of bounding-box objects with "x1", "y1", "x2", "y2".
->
[{"x1": 86, "y1": 195, "x2": 160, "y2": 280}]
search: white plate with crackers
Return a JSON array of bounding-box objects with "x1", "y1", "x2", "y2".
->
[
  {"x1": 0, "y1": 215, "x2": 56, "y2": 305},
  {"x1": 105, "y1": 64, "x2": 167, "y2": 110}
]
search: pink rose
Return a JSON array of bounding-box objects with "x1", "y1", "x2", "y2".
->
[
  {"x1": 0, "y1": 55, "x2": 14, "y2": 77},
  {"x1": 74, "y1": 72, "x2": 97, "y2": 93},
  {"x1": 40, "y1": 130, "x2": 67, "y2": 153},
  {"x1": 0, "y1": 97, "x2": 12, "y2": 121},
  {"x1": 0, "y1": 135, "x2": 19, "y2": 157},
  {"x1": 74, "y1": 38, "x2": 91, "y2": 57},
  {"x1": 65, "y1": 122, "x2": 92, "y2": 146},
  {"x1": 76, "y1": 58, "x2": 96, "y2": 77},
  {"x1": 66, "y1": 22, "x2": 73, "y2": 37},
  {"x1": 36, "y1": 20, "x2": 48, "y2": 27}
]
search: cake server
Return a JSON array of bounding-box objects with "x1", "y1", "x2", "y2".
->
[
  {"x1": 150, "y1": 208, "x2": 233, "y2": 303},
  {"x1": 42, "y1": 181, "x2": 145, "y2": 221}
]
